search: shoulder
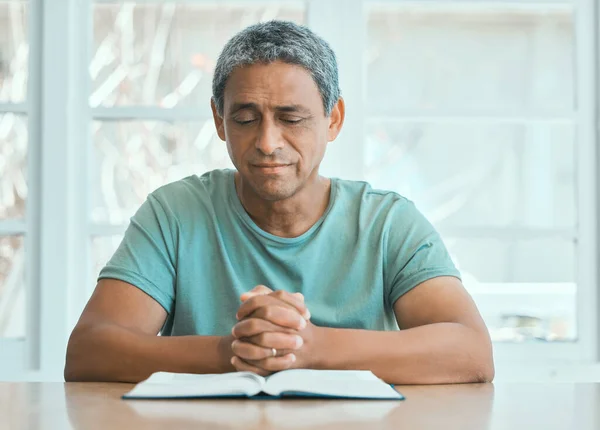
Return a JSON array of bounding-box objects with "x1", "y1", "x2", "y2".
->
[
  {"x1": 152, "y1": 169, "x2": 229, "y2": 200},
  {"x1": 140, "y1": 169, "x2": 232, "y2": 228},
  {"x1": 333, "y1": 178, "x2": 415, "y2": 219},
  {"x1": 149, "y1": 169, "x2": 231, "y2": 209},
  {"x1": 331, "y1": 178, "x2": 436, "y2": 247}
]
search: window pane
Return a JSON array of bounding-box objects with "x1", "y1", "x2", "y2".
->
[
  {"x1": 0, "y1": 235, "x2": 25, "y2": 338},
  {"x1": 365, "y1": 121, "x2": 575, "y2": 229},
  {"x1": 91, "y1": 235, "x2": 123, "y2": 286},
  {"x1": 92, "y1": 120, "x2": 233, "y2": 224},
  {"x1": 0, "y1": 113, "x2": 27, "y2": 221},
  {"x1": 91, "y1": 3, "x2": 306, "y2": 111},
  {"x1": 0, "y1": 2, "x2": 28, "y2": 103},
  {"x1": 448, "y1": 238, "x2": 575, "y2": 284},
  {"x1": 366, "y1": 4, "x2": 574, "y2": 114},
  {"x1": 475, "y1": 283, "x2": 576, "y2": 342},
  {"x1": 450, "y1": 237, "x2": 577, "y2": 342}
]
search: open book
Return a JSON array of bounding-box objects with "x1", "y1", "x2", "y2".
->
[{"x1": 122, "y1": 369, "x2": 404, "y2": 400}]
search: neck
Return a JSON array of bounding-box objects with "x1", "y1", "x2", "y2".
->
[{"x1": 234, "y1": 172, "x2": 331, "y2": 238}]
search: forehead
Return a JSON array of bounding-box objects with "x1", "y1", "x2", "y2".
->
[{"x1": 223, "y1": 61, "x2": 323, "y2": 112}]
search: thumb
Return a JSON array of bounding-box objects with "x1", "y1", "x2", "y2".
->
[{"x1": 240, "y1": 284, "x2": 273, "y2": 301}]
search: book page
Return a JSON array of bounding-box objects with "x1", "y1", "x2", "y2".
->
[
  {"x1": 263, "y1": 369, "x2": 402, "y2": 399},
  {"x1": 124, "y1": 371, "x2": 265, "y2": 399}
]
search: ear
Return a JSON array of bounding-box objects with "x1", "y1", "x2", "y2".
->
[
  {"x1": 327, "y1": 97, "x2": 345, "y2": 142},
  {"x1": 211, "y1": 98, "x2": 226, "y2": 141}
]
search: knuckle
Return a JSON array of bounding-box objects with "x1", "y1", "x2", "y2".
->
[
  {"x1": 234, "y1": 344, "x2": 249, "y2": 358},
  {"x1": 236, "y1": 323, "x2": 249, "y2": 336},
  {"x1": 262, "y1": 307, "x2": 274, "y2": 320},
  {"x1": 273, "y1": 290, "x2": 285, "y2": 299},
  {"x1": 234, "y1": 321, "x2": 246, "y2": 333},
  {"x1": 246, "y1": 296, "x2": 261, "y2": 308},
  {"x1": 247, "y1": 319, "x2": 260, "y2": 332},
  {"x1": 240, "y1": 320, "x2": 256, "y2": 338},
  {"x1": 256, "y1": 332, "x2": 269, "y2": 345},
  {"x1": 262, "y1": 359, "x2": 277, "y2": 371},
  {"x1": 257, "y1": 349, "x2": 269, "y2": 360},
  {"x1": 247, "y1": 347, "x2": 261, "y2": 360}
]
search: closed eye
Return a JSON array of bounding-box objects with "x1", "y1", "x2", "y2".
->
[
  {"x1": 234, "y1": 119, "x2": 257, "y2": 125},
  {"x1": 281, "y1": 118, "x2": 303, "y2": 124}
]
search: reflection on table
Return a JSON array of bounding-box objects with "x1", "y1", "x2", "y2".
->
[{"x1": 2, "y1": 380, "x2": 600, "y2": 429}]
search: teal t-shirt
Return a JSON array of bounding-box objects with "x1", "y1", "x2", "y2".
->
[{"x1": 99, "y1": 169, "x2": 460, "y2": 336}]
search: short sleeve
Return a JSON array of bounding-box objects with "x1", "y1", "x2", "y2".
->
[
  {"x1": 98, "y1": 193, "x2": 178, "y2": 314},
  {"x1": 386, "y1": 200, "x2": 461, "y2": 307}
]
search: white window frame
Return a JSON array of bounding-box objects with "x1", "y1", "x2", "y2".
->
[{"x1": 0, "y1": 0, "x2": 596, "y2": 381}]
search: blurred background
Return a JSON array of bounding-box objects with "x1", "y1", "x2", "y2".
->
[{"x1": 0, "y1": 0, "x2": 597, "y2": 381}]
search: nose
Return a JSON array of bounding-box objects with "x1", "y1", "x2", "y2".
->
[{"x1": 255, "y1": 118, "x2": 284, "y2": 156}]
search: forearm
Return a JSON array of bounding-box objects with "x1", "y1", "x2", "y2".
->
[
  {"x1": 314, "y1": 323, "x2": 494, "y2": 385},
  {"x1": 64, "y1": 324, "x2": 236, "y2": 382}
]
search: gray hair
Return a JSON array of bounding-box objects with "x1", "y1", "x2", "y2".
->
[{"x1": 212, "y1": 20, "x2": 341, "y2": 117}]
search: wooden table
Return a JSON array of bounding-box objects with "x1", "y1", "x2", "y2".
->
[{"x1": 1, "y1": 382, "x2": 599, "y2": 429}]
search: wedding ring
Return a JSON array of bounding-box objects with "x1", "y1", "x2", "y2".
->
[{"x1": 272, "y1": 348, "x2": 277, "y2": 357}]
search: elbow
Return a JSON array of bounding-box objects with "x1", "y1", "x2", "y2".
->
[
  {"x1": 64, "y1": 333, "x2": 80, "y2": 382},
  {"x1": 64, "y1": 354, "x2": 82, "y2": 382},
  {"x1": 472, "y1": 357, "x2": 495, "y2": 383},
  {"x1": 64, "y1": 326, "x2": 91, "y2": 382},
  {"x1": 453, "y1": 328, "x2": 495, "y2": 384},
  {"x1": 452, "y1": 356, "x2": 494, "y2": 384},
  {"x1": 64, "y1": 364, "x2": 78, "y2": 383},
  {"x1": 455, "y1": 355, "x2": 494, "y2": 384},
  {"x1": 469, "y1": 340, "x2": 495, "y2": 383}
]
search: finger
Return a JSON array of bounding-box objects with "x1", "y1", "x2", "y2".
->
[
  {"x1": 237, "y1": 292, "x2": 310, "y2": 321},
  {"x1": 232, "y1": 340, "x2": 297, "y2": 361},
  {"x1": 241, "y1": 286, "x2": 304, "y2": 302},
  {"x1": 246, "y1": 331, "x2": 303, "y2": 350},
  {"x1": 248, "y1": 306, "x2": 307, "y2": 330},
  {"x1": 234, "y1": 333, "x2": 302, "y2": 357},
  {"x1": 240, "y1": 285, "x2": 273, "y2": 302},
  {"x1": 270, "y1": 291, "x2": 309, "y2": 319},
  {"x1": 231, "y1": 356, "x2": 272, "y2": 377},
  {"x1": 244, "y1": 354, "x2": 296, "y2": 372},
  {"x1": 232, "y1": 340, "x2": 272, "y2": 361},
  {"x1": 232, "y1": 318, "x2": 299, "y2": 339}
]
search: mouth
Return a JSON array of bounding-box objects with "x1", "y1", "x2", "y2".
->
[{"x1": 251, "y1": 164, "x2": 291, "y2": 174}]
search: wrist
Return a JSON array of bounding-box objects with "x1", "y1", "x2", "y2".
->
[
  {"x1": 310, "y1": 325, "x2": 331, "y2": 370},
  {"x1": 217, "y1": 334, "x2": 236, "y2": 373}
]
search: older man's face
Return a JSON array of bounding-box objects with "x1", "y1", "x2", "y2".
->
[{"x1": 214, "y1": 61, "x2": 335, "y2": 201}]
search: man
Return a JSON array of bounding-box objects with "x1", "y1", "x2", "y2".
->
[{"x1": 65, "y1": 21, "x2": 494, "y2": 384}]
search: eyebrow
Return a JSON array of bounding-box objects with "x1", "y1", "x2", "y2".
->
[{"x1": 229, "y1": 103, "x2": 311, "y2": 115}]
